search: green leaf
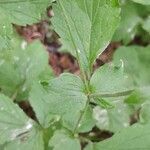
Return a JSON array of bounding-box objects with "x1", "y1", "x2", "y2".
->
[
  {"x1": 0, "y1": 94, "x2": 34, "y2": 145},
  {"x1": 93, "y1": 99, "x2": 130, "y2": 132},
  {"x1": 0, "y1": 0, "x2": 51, "y2": 32},
  {"x1": 142, "y1": 16, "x2": 150, "y2": 33},
  {"x1": 113, "y1": 1, "x2": 142, "y2": 44},
  {"x1": 62, "y1": 107, "x2": 94, "y2": 133},
  {"x1": 84, "y1": 143, "x2": 94, "y2": 150},
  {"x1": 0, "y1": 0, "x2": 51, "y2": 24},
  {"x1": 76, "y1": 107, "x2": 95, "y2": 133},
  {"x1": 94, "y1": 98, "x2": 114, "y2": 109},
  {"x1": 29, "y1": 82, "x2": 61, "y2": 128},
  {"x1": 0, "y1": 35, "x2": 11, "y2": 50},
  {"x1": 140, "y1": 101, "x2": 150, "y2": 123},
  {"x1": 94, "y1": 123, "x2": 150, "y2": 150},
  {"x1": 114, "y1": 46, "x2": 150, "y2": 124},
  {"x1": 114, "y1": 46, "x2": 150, "y2": 86},
  {"x1": 49, "y1": 130, "x2": 81, "y2": 150},
  {"x1": 124, "y1": 86, "x2": 150, "y2": 105},
  {"x1": 52, "y1": 0, "x2": 120, "y2": 74},
  {"x1": 0, "y1": 39, "x2": 52, "y2": 101},
  {"x1": 0, "y1": 0, "x2": 52, "y2": 50},
  {"x1": 90, "y1": 64, "x2": 134, "y2": 97},
  {"x1": 131, "y1": 0, "x2": 150, "y2": 5},
  {"x1": 4, "y1": 128, "x2": 44, "y2": 150},
  {"x1": 137, "y1": 87, "x2": 150, "y2": 123},
  {"x1": 29, "y1": 73, "x2": 87, "y2": 131}
]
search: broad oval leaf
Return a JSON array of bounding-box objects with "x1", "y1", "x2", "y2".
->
[
  {"x1": 29, "y1": 73, "x2": 87, "y2": 131},
  {"x1": 52, "y1": 0, "x2": 120, "y2": 73}
]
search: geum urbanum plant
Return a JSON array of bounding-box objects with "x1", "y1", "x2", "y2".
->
[{"x1": 0, "y1": 0, "x2": 150, "y2": 150}]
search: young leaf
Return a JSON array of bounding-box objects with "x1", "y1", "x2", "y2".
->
[
  {"x1": 49, "y1": 130, "x2": 81, "y2": 150},
  {"x1": 52, "y1": 0, "x2": 120, "y2": 74},
  {"x1": 0, "y1": 40, "x2": 52, "y2": 101},
  {"x1": 29, "y1": 73, "x2": 87, "y2": 131},
  {"x1": 0, "y1": 94, "x2": 34, "y2": 145},
  {"x1": 94, "y1": 123, "x2": 150, "y2": 150},
  {"x1": 90, "y1": 64, "x2": 134, "y2": 98}
]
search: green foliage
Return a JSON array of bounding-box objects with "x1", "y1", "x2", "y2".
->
[
  {"x1": 0, "y1": 94, "x2": 33, "y2": 145},
  {"x1": 94, "y1": 123, "x2": 150, "y2": 150},
  {"x1": 29, "y1": 73, "x2": 88, "y2": 131},
  {"x1": 49, "y1": 130, "x2": 81, "y2": 150},
  {"x1": 131, "y1": 0, "x2": 150, "y2": 5},
  {"x1": 93, "y1": 99, "x2": 131, "y2": 132},
  {"x1": 90, "y1": 64, "x2": 134, "y2": 96},
  {"x1": 140, "y1": 101, "x2": 150, "y2": 123},
  {"x1": 4, "y1": 129, "x2": 44, "y2": 150},
  {"x1": 114, "y1": 46, "x2": 150, "y2": 127},
  {"x1": 113, "y1": 1, "x2": 142, "y2": 44},
  {"x1": 0, "y1": 39, "x2": 53, "y2": 101},
  {"x1": 0, "y1": 94, "x2": 44, "y2": 150},
  {"x1": 51, "y1": 0, "x2": 120, "y2": 75},
  {"x1": 113, "y1": 1, "x2": 150, "y2": 44},
  {"x1": 0, "y1": 0, "x2": 150, "y2": 150},
  {"x1": 114, "y1": 46, "x2": 150, "y2": 86},
  {"x1": 84, "y1": 123, "x2": 150, "y2": 150},
  {"x1": 0, "y1": 0, "x2": 52, "y2": 50},
  {"x1": 142, "y1": 16, "x2": 150, "y2": 33}
]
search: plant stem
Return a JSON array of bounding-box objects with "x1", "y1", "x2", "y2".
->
[
  {"x1": 73, "y1": 94, "x2": 91, "y2": 134},
  {"x1": 90, "y1": 89, "x2": 134, "y2": 98}
]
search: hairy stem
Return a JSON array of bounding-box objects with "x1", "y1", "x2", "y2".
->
[{"x1": 90, "y1": 89, "x2": 134, "y2": 98}]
